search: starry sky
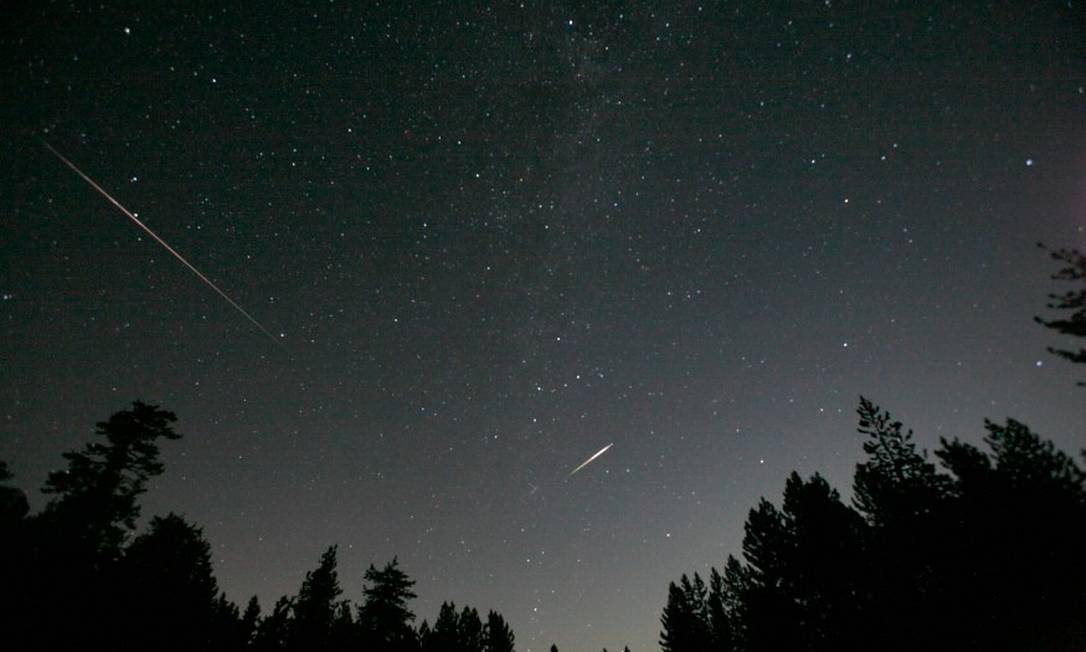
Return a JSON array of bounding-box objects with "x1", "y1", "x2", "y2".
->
[{"x1": 1, "y1": 2, "x2": 1084, "y2": 650}]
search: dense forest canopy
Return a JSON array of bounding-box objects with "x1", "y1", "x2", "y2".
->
[{"x1": 659, "y1": 401, "x2": 1085, "y2": 652}]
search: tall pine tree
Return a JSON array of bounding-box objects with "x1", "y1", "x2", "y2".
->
[
  {"x1": 357, "y1": 558, "x2": 419, "y2": 652},
  {"x1": 659, "y1": 574, "x2": 711, "y2": 652},
  {"x1": 291, "y1": 545, "x2": 344, "y2": 652}
]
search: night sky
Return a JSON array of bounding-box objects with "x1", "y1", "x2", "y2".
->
[{"x1": 1, "y1": 2, "x2": 1084, "y2": 650}]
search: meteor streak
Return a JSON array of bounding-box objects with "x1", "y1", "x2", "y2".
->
[
  {"x1": 43, "y1": 141, "x2": 280, "y2": 344},
  {"x1": 568, "y1": 442, "x2": 614, "y2": 477}
]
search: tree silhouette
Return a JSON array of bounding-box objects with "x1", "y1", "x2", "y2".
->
[
  {"x1": 457, "y1": 606, "x2": 485, "y2": 652},
  {"x1": 117, "y1": 513, "x2": 225, "y2": 651},
  {"x1": 779, "y1": 473, "x2": 867, "y2": 650},
  {"x1": 422, "y1": 601, "x2": 461, "y2": 652},
  {"x1": 357, "y1": 557, "x2": 419, "y2": 652},
  {"x1": 253, "y1": 596, "x2": 294, "y2": 652},
  {"x1": 0, "y1": 460, "x2": 31, "y2": 650},
  {"x1": 661, "y1": 396, "x2": 1086, "y2": 652},
  {"x1": 728, "y1": 472, "x2": 870, "y2": 652},
  {"x1": 852, "y1": 397, "x2": 950, "y2": 525},
  {"x1": 3, "y1": 403, "x2": 528, "y2": 652},
  {"x1": 936, "y1": 418, "x2": 1086, "y2": 648},
  {"x1": 329, "y1": 601, "x2": 359, "y2": 650},
  {"x1": 291, "y1": 545, "x2": 344, "y2": 652},
  {"x1": 484, "y1": 610, "x2": 515, "y2": 652},
  {"x1": 419, "y1": 601, "x2": 513, "y2": 652},
  {"x1": 706, "y1": 557, "x2": 747, "y2": 652},
  {"x1": 659, "y1": 573, "x2": 711, "y2": 652},
  {"x1": 1035, "y1": 244, "x2": 1086, "y2": 383},
  {"x1": 0, "y1": 460, "x2": 28, "y2": 523},
  {"x1": 240, "y1": 596, "x2": 262, "y2": 647},
  {"x1": 417, "y1": 620, "x2": 433, "y2": 648},
  {"x1": 41, "y1": 401, "x2": 181, "y2": 559},
  {"x1": 13, "y1": 402, "x2": 182, "y2": 651},
  {"x1": 211, "y1": 591, "x2": 249, "y2": 651}
]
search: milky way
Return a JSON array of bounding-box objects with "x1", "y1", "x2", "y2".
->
[{"x1": 1, "y1": 4, "x2": 1083, "y2": 651}]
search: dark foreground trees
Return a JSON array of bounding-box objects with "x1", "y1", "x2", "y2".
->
[
  {"x1": 0, "y1": 460, "x2": 28, "y2": 523},
  {"x1": 7, "y1": 401, "x2": 183, "y2": 650},
  {"x1": 660, "y1": 397, "x2": 1086, "y2": 652},
  {"x1": 117, "y1": 512, "x2": 245, "y2": 651},
  {"x1": 1, "y1": 402, "x2": 518, "y2": 652}
]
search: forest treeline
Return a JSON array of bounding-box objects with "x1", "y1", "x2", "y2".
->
[
  {"x1": 659, "y1": 399, "x2": 1086, "y2": 651},
  {"x1": 0, "y1": 403, "x2": 522, "y2": 652},
  {"x1": 659, "y1": 245, "x2": 1086, "y2": 652},
  {"x1": 1, "y1": 248, "x2": 1083, "y2": 651}
]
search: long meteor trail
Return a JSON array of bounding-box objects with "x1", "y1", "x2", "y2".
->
[
  {"x1": 43, "y1": 141, "x2": 280, "y2": 344},
  {"x1": 568, "y1": 442, "x2": 614, "y2": 477}
]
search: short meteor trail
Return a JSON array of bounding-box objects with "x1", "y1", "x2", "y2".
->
[
  {"x1": 568, "y1": 442, "x2": 614, "y2": 477},
  {"x1": 42, "y1": 141, "x2": 279, "y2": 344}
]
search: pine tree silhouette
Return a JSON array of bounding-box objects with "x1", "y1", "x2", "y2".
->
[
  {"x1": 659, "y1": 574, "x2": 711, "y2": 652},
  {"x1": 424, "y1": 601, "x2": 461, "y2": 652},
  {"x1": 484, "y1": 610, "x2": 515, "y2": 652},
  {"x1": 329, "y1": 601, "x2": 359, "y2": 649},
  {"x1": 291, "y1": 545, "x2": 344, "y2": 652},
  {"x1": 1035, "y1": 244, "x2": 1086, "y2": 383},
  {"x1": 457, "y1": 606, "x2": 485, "y2": 652},
  {"x1": 253, "y1": 596, "x2": 294, "y2": 652},
  {"x1": 357, "y1": 558, "x2": 419, "y2": 652},
  {"x1": 118, "y1": 513, "x2": 225, "y2": 651},
  {"x1": 41, "y1": 401, "x2": 181, "y2": 559},
  {"x1": 241, "y1": 597, "x2": 262, "y2": 647},
  {"x1": 660, "y1": 396, "x2": 1086, "y2": 652},
  {"x1": 15, "y1": 402, "x2": 182, "y2": 651}
]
